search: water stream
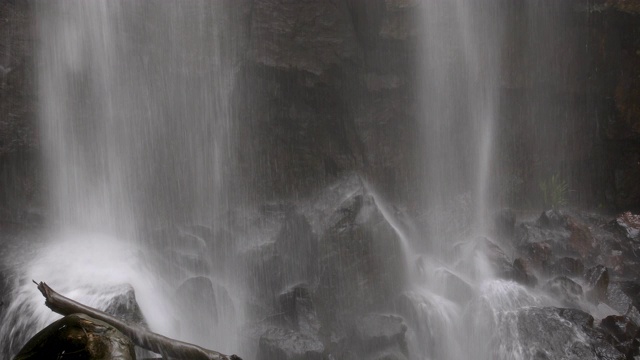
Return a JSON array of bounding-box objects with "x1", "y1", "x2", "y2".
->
[{"x1": 0, "y1": 1, "x2": 594, "y2": 360}]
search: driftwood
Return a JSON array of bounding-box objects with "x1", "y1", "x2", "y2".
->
[
  {"x1": 15, "y1": 313, "x2": 136, "y2": 360},
  {"x1": 33, "y1": 281, "x2": 242, "y2": 360}
]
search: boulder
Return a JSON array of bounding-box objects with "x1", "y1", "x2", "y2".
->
[
  {"x1": 493, "y1": 208, "x2": 516, "y2": 240},
  {"x1": 549, "y1": 257, "x2": 585, "y2": 278},
  {"x1": 518, "y1": 241, "x2": 553, "y2": 271},
  {"x1": 511, "y1": 258, "x2": 538, "y2": 287},
  {"x1": 353, "y1": 314, "x2": 408, "y2": 357},
  {"x1": 612, "y1": 212, "x2": 640, "y2": 240},
  {"x1": 585, "y1": 265, "x2": 610, "y2": 303},
  {"x1": 175, "y1": 276, "x2": 235, "y2": 345},
  {"x1": 599, "y1": 315, "x2": 640, "y2": 357},
  {"x1": 103, "y1": 284, "x2": 147, "y2": 327},
  {"x1": 542, "y1": 276, "x2": 584, "y2": 308},
  {"x1": 274, "y1": 211, "x2": 318, "y2": 286},
  {"x1": 14, "y1": 314, "x2": 135, "y2": 360},
  {"x1": 499, "y1": 307, "x2": 624, "y2": 360},
  {"x1": 278, "y1": 284, "x2": 320, "y2": 334},
  {"x1": 567, "y1": 217, "x2": 597, "y2": 258},
  {"x1": 538, "y1": 209, "x2": 568, "y2": 229},
  {"x1": 309, "y1": 176, "x2": 405, "y2": 330},
  {"x1": 257, "y1": 327, "x2": 324, "y2": 360}
]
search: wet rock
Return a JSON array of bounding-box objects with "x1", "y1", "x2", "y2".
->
[
  {"x1": 379, "y1": 0, "x2": 419, "y2": 40},
  {"x1": 599, "y1": 315, "x2": 640, "y2": 357},
  {"x1": 557, "y1": 308, "x2": 595, "y2": 328},
  {"x1": 607, "y1": 282, "x2": 635, "y2": 315},
  {"x1": 567, "y1": 217, "x2": 597, "y2": 258},
  {"x1": 493, "y1": 208, "x2": 516, "y2": 241},
  {"x1": 519, "y1": 241, "x2": 554, "y2": 271},
  {"x1": 103, "y1": 284, "x2": 147, "y2": 327},
  {"x1": 511, "y1": 258, "x2": 538, "y2": 287},
  {"x1": 14, "y1": 314, "x2": 135, "y2": 360},
  {"x1": 274, "y1": 211, "x2": 318, "y2": 285},
  {"x1": 612, "y1": 212, "x2": 640, "y2": 240},
  {"x1": 310, "y1": 176, "x2": 405, "y2": 329},
  {"x1": 257, "y1": 327, "x2": 324, "y2": 360},
  {"x1": 586, "y1": 265, "x2": 610, "y2": 303},
  {"x1": 250, "y1": 0, "x2": 357, "y2": 75},
  {"x1": 353, "y1": 314, "x2": 408, "y2": 357},
  {"x1": 278, "y1": 284, "x2": 320, "y2": 334},
  {"x1": 549, "y1": 257, "x2": 585, "y2": 278},
  {"x1": 538, "y1": 209, "x2": 568, "y2": 229},
  {"x1": 506, "y1": 307, "x2": 624, "y2": 360},
  {"x1": 175, "y1": 276, "x2": 235, "y2": 345},
  {"x1": 434, "y1": 268, "x2": 475, "y2": 302},
  {"x1": 543, "y1": 276, "x2": 584, "y2": 307},
  {"x1": 478, "y1": 237, "x2": 515, "y2": 279},
  {"x1": 516, "y1": 222, "x2": 570, "y2": 249}
]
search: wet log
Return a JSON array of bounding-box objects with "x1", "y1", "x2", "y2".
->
[
  {"x1": 33, "y1": 281, "x2": 242, "y2": 360},
  {"x1": 15, "y1": 313, "x2": 135, "y2": 360}
]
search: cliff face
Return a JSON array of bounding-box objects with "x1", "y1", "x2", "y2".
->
[
  {"x1": 1, "y1": 0, "x2": 639, "y2": 221},
  {"x1": 0, "y1": 1, "x2": 39, "y2": 223}
]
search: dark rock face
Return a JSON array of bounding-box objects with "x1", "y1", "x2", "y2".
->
[{"x1": 0, "y1": 1, "x2": 40, "y2": 223}]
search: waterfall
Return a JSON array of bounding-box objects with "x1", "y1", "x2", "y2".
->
[{"x1": 0, "y1": 1, "x2": 243, "y2": 356}]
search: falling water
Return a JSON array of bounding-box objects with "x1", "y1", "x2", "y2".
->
[
  {"x1": 400, "y1": 1, "x2": 560, "y2": 359},
  {"x1": 1, "y1": 1, "x2": 243, "y2": 356}
]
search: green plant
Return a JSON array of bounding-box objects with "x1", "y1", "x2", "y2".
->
[{"x1": 539, "y1": 174, "x2": 568, "y2": 209}]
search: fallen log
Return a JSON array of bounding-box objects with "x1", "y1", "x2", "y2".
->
[{"x1": 33, "y1": 280, "x2": 242, "y2": 360}]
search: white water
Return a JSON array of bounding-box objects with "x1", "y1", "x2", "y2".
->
[
  {"x1": 1, "y1": 1, "x2": 243, "y2": 357},
  {"x1": 401, "y1": 1, "x2": 563, "y2": 359}
]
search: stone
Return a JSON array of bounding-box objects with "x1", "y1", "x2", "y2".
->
[
  {"x1": 519, "y1": 241, "x2": 553, "y2": 271},
  {"x1": 310, "y1": 175, "x2": 405, "y2": 330},
  {"x1": 250, "y1": 0, "x2": 357, "y2": 75},
  {"x1": 274, "y1": 211, "x2": 318, "y2": 286},
  {"x1": 433, "y1": 268, "x2": 475, "y2": 302},
  {"x1": 103, "y1": 284, "x2": 147, "y2": 327},
  {"x1": 599, "y1": 315, "x2": 640, "y2": 357},
  {"x1": 478, "y1": 237, "x2": 516, "y2": 280},
  {"x1": 14, "y1": 314, "x2": 135, "y2": 360},
  {"x1": 538, "y1": 209, "x2": 568, "y2": 229},
  {"x1": 493, "y1": 208, "x2": 516, "y2": 241},
  {"x1": 353, "y1": 314, "x2": 408, "y2": 356},
  {"x1": 175, "y1": 276, "x2": 235, "y2": 345},
  {"x1": 500, "y1": 307, "x2": 625, "y2": 360},
  {"x1": 258, "y1": 327, "x2": 324, "y2": 360},
  {"x1": 542, "y1": 276, "x2": 584, "y2": 307},
  {"x1": 614, "y1": 212, "x2": 640, "y2": 240},
  {"x1": 278, "y1": 284, "x2": 320, "y2": 334},
  {"x1": 567, "y1": 217, "x2": 597, "y2": 258},
  {"x1": 607, "y1": 282, "x2": 635, "y2": 315},
  {"x1": 586, "y1": 265, "x2": 610, "y2": 303},
  {"x1": 549, "y1": 257, "x2": 585, "y2": 278},
  {"x1": 511, "y1": 258, "x2": 538, "y2": 287}
]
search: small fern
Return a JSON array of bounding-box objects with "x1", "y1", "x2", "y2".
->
[{"x1": 539, "y1": 174, "x2": 568, "y2": 209}]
